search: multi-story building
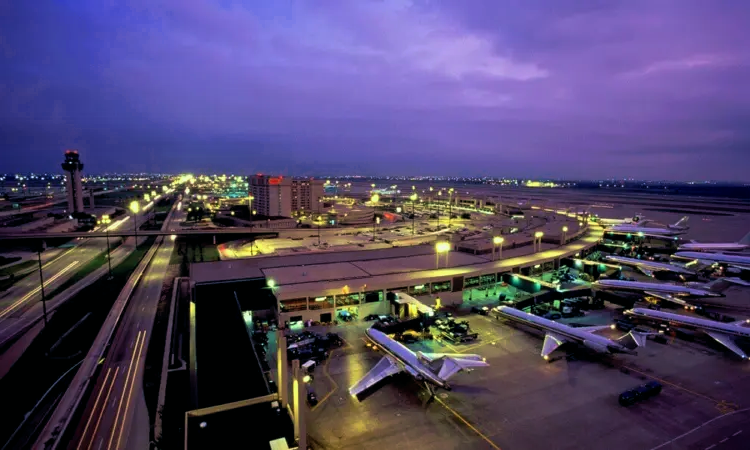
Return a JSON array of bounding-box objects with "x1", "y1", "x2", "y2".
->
[
  {"x1": 291, "y1": 178, "x2": 324, "y2": 214},
  {"x1": 249, "y1": 175, "x2": 292, "y2": 217}
]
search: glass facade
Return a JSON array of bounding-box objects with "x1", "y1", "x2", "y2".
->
[
  {"x1": 431, "y1": 280, "x2": 451, "y2": 292},
  {"x1": 336, "y1": 293, "x2": 361, "y2": 307},
  {"x1": 364, "y1": 290, "x2": 383, "y2": 303},
  {"x1": 279, "y1": 297, "x2": 307, "y2": 313},
  {"x1": 409, "y1": 284, "x2": 430, "y2": 296},
  {"x1": 309, "y1": 295, "x2": 334, "y2": 310}
]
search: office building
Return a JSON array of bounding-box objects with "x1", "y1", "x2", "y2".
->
[
  {"x1": 291, "y1": 178, "x2": 324, "y2": 214},
  {"x1": 61, "y1": 150, "x2": 85, "y2": 213},
  {"x1": 249, "y1": 174, "x2": 292, "y2": 217}
]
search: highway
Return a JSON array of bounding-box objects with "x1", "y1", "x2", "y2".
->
[
  {"x1": 0, "y1": 211, "x2": 156, "y2": 346},
  {"x1": 71, "y1": 204, "x2": 186, "y2": 450},
  {"x1": 0, "y1": 227, "x2": 277, "y2": 240}
]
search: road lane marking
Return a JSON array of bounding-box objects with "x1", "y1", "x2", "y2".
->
[
  {"x1": 649, "y1": 408, "x2": 750, "y2": 450},
  {"x1": 719, "y1": 438, "x2": 729, "y2": 443},
  {"x1": 108, "y1": 331, "x2": 143, "y2": 450},
  {"x1": 84, "y1": 366, "x2": 120, "y2": 450},
  {"x1": 0, "y1": 261, "x2": 79, "y2": 319},
  {"x1": 733, "y1": 430, "x2": 743, "y2": 436},
  {"x1": 434, "y1": 396, "x2": 502, "y2": 450},
  {"x1": 115, "y1": 330, "x2": 147, "y2": 450},
  {"x1": 704, "y1": 445, "x2": 715, "y2": 450},
  {"x1": 77, "y1": 368, "x2": 112, "y2": 450}
]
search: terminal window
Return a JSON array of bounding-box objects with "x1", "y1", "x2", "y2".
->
[
  {"x1": 280, "y1": 298, "x2": 307, "y2": 312},
  {"x1": 309, "y1": 295, "x2": 334, "y2": 310},
  {"x1": 431, "y1": 280, "x2": 451, "y2": 293}
]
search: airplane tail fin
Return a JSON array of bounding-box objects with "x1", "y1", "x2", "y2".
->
[
  {"x1": 625, "y1": 329, "x2": 652, "y2": 348},
  {"x1": 671, "y1": 216, "x2": 689, "y2": 229},
  {"x1": 702, "y1": 278, "x2": 733, "y2": 294},
  {"x1": 738, "y1": 231, "x2": 750, "y2": 246}
]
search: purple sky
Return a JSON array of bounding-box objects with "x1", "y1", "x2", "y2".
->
[{"x1": 2, "y1": 0, "x2": 749, "y2": 180}]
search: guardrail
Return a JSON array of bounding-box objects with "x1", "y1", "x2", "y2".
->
[{"x1": 36, "y1": 202, "x2": 179, "y2": 449}]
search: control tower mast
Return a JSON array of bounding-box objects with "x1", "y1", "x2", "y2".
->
[{"x1": 61, "y1": 150, "x2": 85, "y2": 213}]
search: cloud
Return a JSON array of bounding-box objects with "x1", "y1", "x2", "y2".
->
[{"x1": 1, "y1": 0, "x2": 749, "y2": 180}]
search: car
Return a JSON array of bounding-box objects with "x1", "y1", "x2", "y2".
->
[
  {"x1": 614, "y1": 318, "x2": 636, "y2": 332},
  {"x1": 471, "y1": 306, "x2": 490, "y2": 316},
  {"x1": 307, "y1": 390, "x2": 319, "y2": 407},
  {"x1": 619, "y1": 381, "x2": 662, "y2": 406},
  {"x1": 364, "y1": 314, "x2": 380, "y2": 321},
  {"x1": 543, "y1": 311, "x2": 562, "y2": 320}
]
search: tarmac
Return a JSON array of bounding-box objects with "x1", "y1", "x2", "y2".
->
[{"x1": 298, "y1": 309, "x2": 750, "y2": 450}]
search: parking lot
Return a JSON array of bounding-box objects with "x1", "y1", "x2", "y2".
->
[{"x1": 293, "y1": 310, "x2": 750, "y2": 450}]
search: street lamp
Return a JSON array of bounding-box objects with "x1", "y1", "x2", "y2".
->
[
  {"x1": 493, "y1": 236, "x2": 504, "y2": 261},
  {"x1": 562, "y1": 226, "x2": 568, "y2": 245},
  {"x1": 448, "y1": 188, "x2": 454, "y2": 227},
  {"x1": 534, "y1": 231, "x2": 544, "y2": 252},
  {"x1": 435, "y1": 241, "x2": 451, "y2": 268},
  {"x1": 37, "y1": 241, "x2": 49, "y2": 327},
  {"x1": 99, "y1": 214, "x2": 113, "y2": 279},
  {"x1": 410, "y1": 193, "x2": 417, "y2": 235},
  {"x1": 130, "y1": 200, "x2": 140, "y2": 245},
  {"x1": 436, "y1": 191, "x2": 442, "y2": 227}
]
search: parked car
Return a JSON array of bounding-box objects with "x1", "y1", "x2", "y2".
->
[
  {"x1": 543, "y1": 311, "x2": 562, "y2": 320},
  {"x1": 619, "y1": 381, "x2": 662, "y2": 406},
  {"x1": 471, "y1": 306, "x2": 490, "y2": 316},
  {"x1": 307, "y1": 390, "x2": 319, "y2": 407}
]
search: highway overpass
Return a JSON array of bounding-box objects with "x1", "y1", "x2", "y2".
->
[{"x1": 0, "y1": 228, "x2": 279, "y2": 240}]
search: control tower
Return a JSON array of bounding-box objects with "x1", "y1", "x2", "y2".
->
[{"x1": 61, "y1": 150, "x2": 85, "y2": 213}]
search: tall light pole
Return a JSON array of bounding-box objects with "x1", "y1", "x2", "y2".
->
[
  {"x1": 448, "y1": 188, "x2": 454, "y2": 227},
  {"x1": 493, "y1": 236, "x2": 504, "y2": 261},
  {"x1": 370, "y1": 194, "x2": 379, "y2": 241},
  {"x1": 561, "y1": 226, "x2": 568, "y2": 245},
  {"x1": 436, "y1": 191, "x2": 442, "y2": 228},
  {"x1": 410, "y1": 193, "x2": 417, "y2": 235},
  {"x1": 130, "y1": 200, "x2": 140, "y2": 246},
  {"x1": 37, "y1": 241, "x2": 48, "y2": 327},
  {"x1": 534, "y1": 231, "x2": 544, "y2": 252},
  {"x1": 317, "y1": 198, "x2": 322, "y2": 246},
  {"x1": 99, "y1": 214, "x2": 113, "y2": 279},
  {"x1": 435, "y1": 241, "x2": 450, "y2": 268}
]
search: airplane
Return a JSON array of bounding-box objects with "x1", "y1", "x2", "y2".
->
[
  {"x1": 605, "y1": 216, "x2": 689, "y2": 236},
  {"x1": 348, "y1": 327, "x2": 489, "y2": 399},
  {"x1": 604, "y1": 255, "x2": 696, "y2": 279},
  {"x1": 592, "y1": 278, "x2": 735, "y2": 309},
  {"x1": 597, "y1": 214, "x2": 647, "y2": 226},
  {"x1": 678, "y1": 231, "x2": 750, "y2": 252},
  {"x1": 491, "y1": 306, "x2": 647, "y2": 360},
  {"x1": 673, "y1": 251, "x2": 750, "y2": 272},
  {"x1": 625, "y1": 307, "x2": 750, "y2": 360}
]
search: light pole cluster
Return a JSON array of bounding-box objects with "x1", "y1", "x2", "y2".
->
[
  {"x1": 435, "y1": 241, "x2": 451, "y2": 268},
  {"x1": 492, "y1": 236, "x2": 504, "y2": 260},
  {"x1": 410, "y1": 193, "x2": 417, "y2": 235},
  {"x1": 98, "y1": 214, "x2": 113, "y2": 279},
  {"x1": 130, "y1": 200, "x2": 140, "y2": 246},
  {"x1": 534, "y1": 231, "x2": 544, "y2": 252}
]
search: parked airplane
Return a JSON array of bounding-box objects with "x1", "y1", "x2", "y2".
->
[
  {"x1": 592, "y1": 278, "x2": 734, "y2": 308},
  {"x1": 678, "y1": 232, "x2": 750, "y2": 252},
  {"x1": 349, "y1": 328, "x2": 489, "y2": 399},
  {"x1": 625, "y1": 308, "x2": 750, "y2": 359},
  {"x1": 604, "y1": 255, "x2": 695, "y2": 279},
  {"x1": 673, "y1": 251, "x2": 750, "y2": 272},
  {"x1": 491, "y1": 306, "x2": 646, "y2": 360},
  {"x1": 597, "y1": 214, "x2": 647, "y2": 226},
  {"x1": 606, "y1": 216, "x2": 689, "y2": 236}
]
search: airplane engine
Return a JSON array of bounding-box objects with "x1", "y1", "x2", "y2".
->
[{"x1": 582, "y1": 340, "x2": 609, "y2": 354}]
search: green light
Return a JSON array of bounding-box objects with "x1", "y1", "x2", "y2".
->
[{"x1": 267, "y1": 279, "x2": 276, "y2": 288}]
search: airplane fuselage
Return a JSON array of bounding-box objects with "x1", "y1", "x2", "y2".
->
[
  {"x1": 493, "y1": 306, "x2": 633, "y2": 355},
  {"x1": 625, "y1": 308, "x2": 750, "y2": 339},
  {"x1": 674, "y1": 252, "x2": 750, "y2": 269},
  {"x1": 604, "y1": 255, "x2": 694, "y2": 275},
  {"x1": 593, "y1": 279, "x2": 722, "y2": 297},
  {"x1": 678, "y1": 244, "x2": 750, "y2": 252},
  {"x1": 365, "y1": 328, "x2": 449, "y2": 390},
  {"x1": 606, "y1": 225, "x2": 684, "y2": 236}
]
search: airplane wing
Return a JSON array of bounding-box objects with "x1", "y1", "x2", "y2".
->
[
  {"x1": 644, "y1": 291, "x2": 689, "y2": 307},
  {"x1": 419, "y1": 352, "x2": 484, "y2": 362},
  {"x1": 348, "y1": 355, "x2": 403, "y2": 397},
  {"x1": 575, "y1": 325, "x2": 613, "y2": 333},
  {"x1": 705, "y1": 331, "x2": 748, "y2": 359},
  {"x1": 435, "y1": 356, "x2": 490, "y2": 380},
  {"x1": 724, "y1": 277, "x2": 750, "y2": 287},
  {"x1": 541, "y1": 332, "x2": 567, "y2": 359}
]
